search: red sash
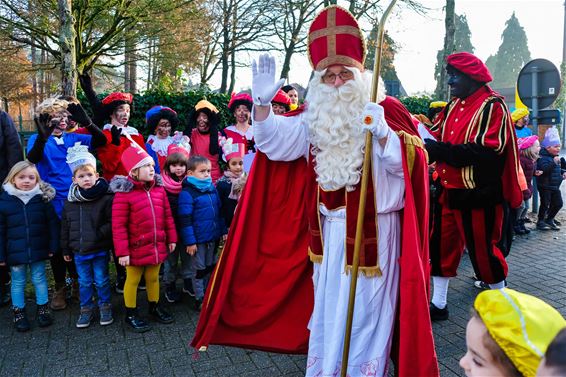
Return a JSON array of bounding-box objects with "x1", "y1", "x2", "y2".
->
[{"x1": 306, "y1": 152, "x2": 381, "y2": 276}]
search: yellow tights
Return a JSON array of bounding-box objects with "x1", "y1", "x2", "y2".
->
[{"x1": 124, "y1": 264, "x2": 161, "y2": 308}]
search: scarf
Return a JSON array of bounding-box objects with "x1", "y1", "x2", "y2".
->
[
  {"x1": 147, "y1": 135, "x2": 173, "y2": 157},
  {"x1": 162, "y1": 173, "x2": 184, "y2": 194},
  {"x1": 223, "y1": 170, "x2": 245, "y2": 200},
  {"x1": 2, "y1": 183, "x2": 41, "y2": 205},
  {"x1": 186, "y1": 176, "x2": 214, "y2": 192},
  {"x1": 67, "y1": 178, "x2": 110, "y2": 202}
]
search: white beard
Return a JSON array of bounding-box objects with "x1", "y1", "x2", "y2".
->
[{"x1": 305, "y1": 68, "x2": 385, "y2": 192}]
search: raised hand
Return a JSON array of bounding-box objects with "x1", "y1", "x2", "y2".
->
[
  {"x1": 67, "y1": 103, "x2": 93, "y2": 126},
  {"x1": 251, "y1": 54, "x2": 286, "y2": 106},
  {"x1": 34, "y1": 113, "x2": 54, "y2": 141},
  {"x1": 361, "y1": 102, "x2": 389, "y2": 140}
]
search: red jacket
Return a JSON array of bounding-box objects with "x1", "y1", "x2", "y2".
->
[{"x1": 111, "y1": 175, "x2": 177, "y2": 266}]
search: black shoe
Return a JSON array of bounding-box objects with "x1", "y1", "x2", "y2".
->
[
  {"x1": 194, "y1": 298, "x2": 203, "y2": 312},
  {"x1": 520, "y1": 223, "x2": 531, "y2": 234},
  {"x1": 474, "y1": 280, "x2": 490, "y2": 290},
  {"x1": 537, "y1": 221, "x2": 552, "y2": 230},
  {"x1": 37, "y1": 304, "x2": 53, "y2": 327},
  {"x1": 115, "y1": 278, "x2": 125, "y2": 294},
  {"x1": 553, "y1": 219, "x2": 562, "y2": 226},
  {"x1": 546, "y1": 220, "x2": 560, "y2": 231},
  {"x1": 182, "y1": 279, "x2": 195, "y2": 297},
  {"x1": 164, "y1": 284, "x2": 181, "y2": 303},
  {"x1": 429, "y1": 303, "x2": 449, "y2": 321},
  {"x1": 513, "y1": 225, "x2": 527, "y2": 235},
  {"x1": 13, "y1": 307, "x2": 30, "y2": 332},
  {"x1": 125, "y1": 308, "x2": 150, "y2": 332},
  {"x1": 148, "y1": 302, "x2": 174, "y2": 324}
]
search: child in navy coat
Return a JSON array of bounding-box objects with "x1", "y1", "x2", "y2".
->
[{"x1": 0, "y1": 161, "x2": 59, "y2": 331}]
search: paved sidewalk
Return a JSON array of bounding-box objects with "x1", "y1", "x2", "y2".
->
[{"x1": 1, "y1": 216, "x2": 565, "y2": 377}]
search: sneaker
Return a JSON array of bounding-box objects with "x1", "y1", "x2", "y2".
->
[
  {"x1": 115, "y1": 279, "x2": 125, "y2": 294},
  {"x1": 182, "y1": 279, "x2": 195, "y2": 297},
  {"x1": 546, "y1": 220, "x2": 560, "y2": 231},
  {"x1": 37, "y1": 304, "x2": 53, "y2": 327},
  {"x1": 553, "y1": 219, "x2": 562, "y2": 226},
  {"x1": 165, "y1": 284, "x2": 181, "y2": 303},
  {"x1": 99, "y1": 303, "x2": 114, "y2": 326},
  {"x1": 13, "y1": 307, "x2": 30, "y2": 332},
  {"x1": 429, "y1": 303, "x2": 449, "y2": 321},
  {"x1": 474, "y1": 280, "x2": 490, "y2": 290},
  {"x1": 76, "y1": 307, "x2": 94, "y2": 328},
  {"x1": 537, "y1": 221, "x2": 552, "y2": 231},
  {"x1": 138, "y1": 276, "x2": 146, "y2": 291}
]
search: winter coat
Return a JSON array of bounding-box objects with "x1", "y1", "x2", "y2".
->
[
  {"x1": 178, "y1": 179, "x2": 226, "y2": 246},
  {"x1": 97, "y1": 129, "x2": 146, "y2": 180},
  {"x1": 536, "y1": 148, "x2": 565, "y2": 191},
  {"x1": 0, "y1": 183, "x2": 59, "y2": 266},
  {"x1": 519, "y1": 155, "x2": 535, "y2": 200},
  {"x1": 111, "y1": 175, "x2": 176, "y2": 266},
  {"x1": 60, "y1": 192, "x2": 114, "y2": 256},
  {"x1": 216, "y1": 177, "x2": 237, "y2": 228},
  {"x1": 0, "y1": 111, "x2": 23, "y2": 183}
]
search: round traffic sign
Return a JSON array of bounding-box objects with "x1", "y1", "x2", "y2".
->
[{"x1": 517, "y1": 58, "x2": 561, "y2": 109}]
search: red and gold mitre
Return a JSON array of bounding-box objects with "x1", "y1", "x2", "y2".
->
[{"x1": 307, "y1": 5, "x2": 366, "y2": 72}]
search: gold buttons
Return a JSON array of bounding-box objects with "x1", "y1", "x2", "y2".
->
[{"x1": 442, "y1": 169, "x2": 446, "y2": 174}]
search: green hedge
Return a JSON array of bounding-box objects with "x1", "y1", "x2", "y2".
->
[
  {"x1": 78, "y1": 89, "x2": 234, "y2": 135},
  {"x1": 77, "y1": 89, "x2": 436, "y2": 136},
  {"x1": 399, "y1": 95, "x2": 434, "y2": 116}
]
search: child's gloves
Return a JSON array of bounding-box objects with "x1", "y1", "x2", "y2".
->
[
  {"x1": 361, "y1": 102, "x2": 389, "y2": 140},
  {"x1": 251, "y1": 54, "x2": 285, "y2": 106}
]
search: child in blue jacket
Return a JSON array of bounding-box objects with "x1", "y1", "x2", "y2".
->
[
  {"x1": 178, "y1": 155, "x2": 226, "y2": 310},
  {"x1": 0, "y1": 161, "x2": 59, "y2": 331}
]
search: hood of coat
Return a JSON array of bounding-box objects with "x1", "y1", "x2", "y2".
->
[
  {"x1": 110, "y1": 174, "x2": 163, "y2": 193},
  {"x1": 1, "y1": 181, "x2": 55, "y2": 203}
]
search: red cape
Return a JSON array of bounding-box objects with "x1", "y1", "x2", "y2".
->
[{"x1": 191, "y1": 98, "x2": 439, "y2": 376}]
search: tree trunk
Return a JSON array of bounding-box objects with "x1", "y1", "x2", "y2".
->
[
  {"x1": 58, "y1": 0, "x2": 77, "y2": 97},
  {"x1": 280, "y1": 39, "x2": 297, "y2": 80},
  {"x1": 29, "y1": 0, "x2": 37, "y2": 111},
  {"x1": 124, "y1": 33, "x2": 137, "y2": 93},
  {"x1": 436, "y1": 0, "x2": 455, "y2": 100},
  {"x1": 39, "y1": 49, "x2": 46, "y2": 102}
]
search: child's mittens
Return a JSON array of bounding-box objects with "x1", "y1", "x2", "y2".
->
[{"x1": 361, "y1": 102, "x2": 388, "y2": 140}]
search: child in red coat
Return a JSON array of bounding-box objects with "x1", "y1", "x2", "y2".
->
[{"x1": 111, "y1": 144, "x2": 177, "y2": 332}]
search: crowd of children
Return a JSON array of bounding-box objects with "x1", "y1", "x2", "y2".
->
[{"x1": 0, "y1": 92, "x2": 249, "y2": 333}]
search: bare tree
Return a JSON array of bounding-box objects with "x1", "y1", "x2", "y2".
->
[{"x1": 434, "y1": 0, "x2": 455, "y2": 100}]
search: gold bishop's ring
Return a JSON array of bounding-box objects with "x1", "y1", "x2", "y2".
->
[{"x1": 363, "y1": 115, "x2": 374, "y2": 125}]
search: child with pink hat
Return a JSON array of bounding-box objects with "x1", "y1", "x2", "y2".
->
[{"x1": 514, "y1": 135, "x2": 541, "y2": 234}]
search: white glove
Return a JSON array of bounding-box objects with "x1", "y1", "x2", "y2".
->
[
  {"x1": 362, "y1": 102, "x2": 389, "y2": 140},
  {"x1": 251, "y1": 54, "x2": 285, "y2": 106}
]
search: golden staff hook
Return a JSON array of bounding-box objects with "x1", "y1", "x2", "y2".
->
[{"x1": 340, "y1": 1, "x2": 398, "y2": 376}]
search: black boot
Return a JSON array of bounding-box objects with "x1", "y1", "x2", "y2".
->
[
  {"x1": 13, "y1": 307, "x2": 30, "y2": 332},
  {"x1": 37, "y1": 304, "x2": 53, "y2": 327},
  {"x1": 429, "y1": 303, "x2": 449, "y2": 321},
  {"x1": 519, "y1": 219, "x2": 531, "y2": 234},
  {"x1": 125, "y1": 307, "x2": 150, "y2": 333},
  {"x1": 148, "y1": 302, "x2": 174, "y2": 324}
]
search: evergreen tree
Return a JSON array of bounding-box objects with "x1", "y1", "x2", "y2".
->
[
  {"x1": 365, "y1": 27, "x2": 399, "y2": 81},
  {"x1": 490, "y1": 12, "x2": 531, "y2": 88},
  {"x1": 434, "y1": 13, "x2": 473, "y2": 99}
]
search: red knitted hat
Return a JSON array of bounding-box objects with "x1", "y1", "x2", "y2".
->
[
  {"x1": 121, "y1": 144, "x2": 153, "y2": 174},
  {"x1": 102, "y1": 92, "x2": 133, "y2": 105},
  {"x1": 308, "y1": 5, "x2": 366, "y2": 72},
  {"x1": 446, "y1": 52, "x2": 493, "y2": 83}
]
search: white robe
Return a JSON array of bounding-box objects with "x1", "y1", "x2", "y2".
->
[{"x1": 254, "y1": 110, "x2": 405, "y2": 377}]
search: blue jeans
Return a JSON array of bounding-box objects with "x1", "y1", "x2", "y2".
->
[
  {"x1": 10, "y1": 261, "x2": 49, "y2": 309},
  {"x1": 74, "y1": 251, "x2": 111, "y2": 308}
]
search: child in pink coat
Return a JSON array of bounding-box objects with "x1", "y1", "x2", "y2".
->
[{"x1": 111, "y1": 144, "x2": 177, "y2": 332}]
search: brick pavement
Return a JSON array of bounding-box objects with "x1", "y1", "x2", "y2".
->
[{"x1": 1, "y1": 215, "x2": 565, "y2": 377}]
